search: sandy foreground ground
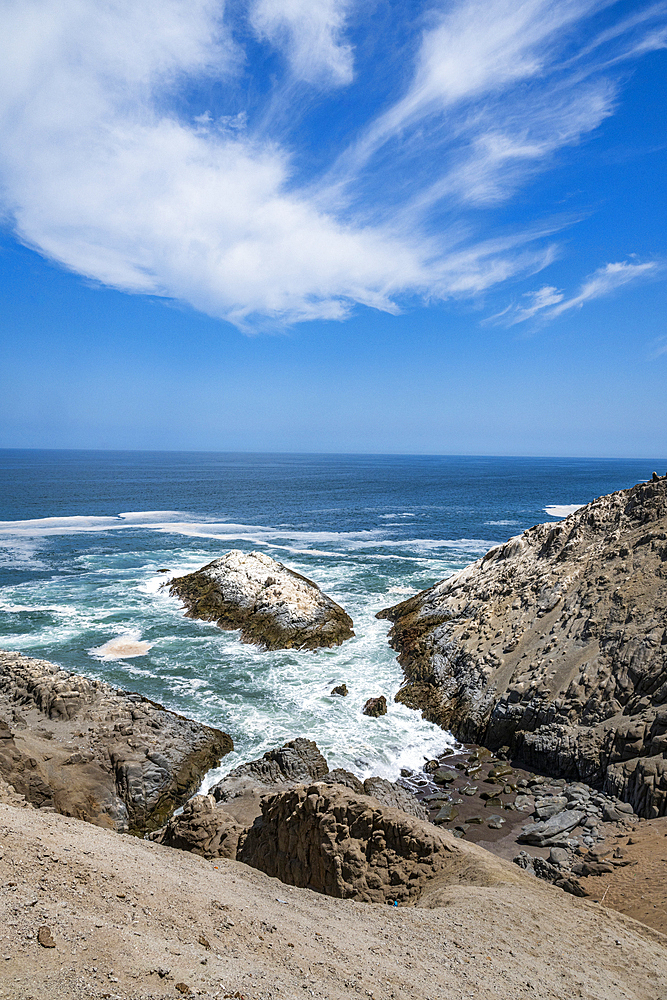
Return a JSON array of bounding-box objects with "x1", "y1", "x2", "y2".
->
[{"x1": 0, "y1": 803, "x2": 665, "y2": 1000}]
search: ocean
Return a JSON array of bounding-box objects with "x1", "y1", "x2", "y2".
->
[{"x1": 0, "y1": 451, "x2": 662, "y2": 789}]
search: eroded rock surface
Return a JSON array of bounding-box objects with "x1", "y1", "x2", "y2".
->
[
  {"x1": 169, "y1": 550, "x2": 354, "y2": 650},
  {"x1": 378, "y1": 476, "x2": 667, "y2": 818},
  {"x1": 0, "y1": 650, "x2": 233, "y2": 834},
  {"x1": 239, "y1": 782, "x2": 524, "y2": 903},
  {"x1": 150, "y1": 738, "x2": 428, "y2": 856}
]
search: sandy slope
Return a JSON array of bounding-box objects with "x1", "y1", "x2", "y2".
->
[{"x1": 0, "y1": 803, "x2": 665, "y2": 1000}]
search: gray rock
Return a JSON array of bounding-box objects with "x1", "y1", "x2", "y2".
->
[
  {"x1": 0, "y1": 650, "x2": 232, "y2": 835},
  {"x1": 534, "y1": 795, "x2": 567, "y2": 820},
  {"x1": 169, "y1": 550, "x2": 354, "y2": 651},
  {"x1": 378, "y1": 477, "x2": 667, "y2": 818},
  {"x1": 518, "y1": 809, "x2": 585, "y2": 847},
  {"x1": 211, "y1": 738, "x2": 328, "y2": 799},
  {"x1": 549, "y1": 847, "x2": 570, "y2": 868}
]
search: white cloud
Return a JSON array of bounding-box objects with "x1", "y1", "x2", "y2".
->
[
  {"x1": 498, "y1": 261, "x2": 660, "y2": 325},
  {"x1": 249, "y1": 0, "x2": 354, "y2": 86},
  {"x1": 0, "y1": 0, "x2": 663, "y2": 328},
  {"x1": 549, "y1": 261, "x2": 659, "y2": 315}
]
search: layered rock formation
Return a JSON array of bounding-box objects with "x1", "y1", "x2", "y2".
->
[
  {"x1": 168, "y1": 550, "x2": 354, "y2": 650},
  {"x1": 0, "y1": 650, "x2": 233, "y2": 834},
  {"x1": 240, "y1": 781, "x2": 524, "y2": 904},
  {"x1": 150, "y1": 737, "x2": 429, "y2": 858},
  {"x1": 378, "y1": 476, "x2": 667, "y2": 818}
]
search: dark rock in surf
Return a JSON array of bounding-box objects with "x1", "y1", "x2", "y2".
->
[
  {"x1": 363, "y1": 696, "x2": 387, "y2": 718},
  {"x1": 331, "y1": 684, "x2": 348, "y2": 696}
]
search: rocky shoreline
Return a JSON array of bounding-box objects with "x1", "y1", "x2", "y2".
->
[
  {"x1": 0, "y1": 649, "x2": 233, "y2": 834},
  {"x1": 1, "y1": 476, "x2": 667, "y2": 997},
  {"x1": 378, "y1": 474, "x2": 667, "y2": 820}
]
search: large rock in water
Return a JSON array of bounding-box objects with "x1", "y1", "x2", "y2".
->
[
  {"x1": 0, "y1": 650, "x2": 233, "y2": 834},
  {"x1": 377, "y1": 475, "x2": 667, "y2": 818},
  {"x1": 169, "y1": 550, "x2": 354, "y2": 650}
]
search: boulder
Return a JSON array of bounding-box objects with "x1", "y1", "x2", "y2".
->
[
  {"x1": 169, "y1": 550, "x2": 354, "y2": 650},
  {"x1": 331, "y1": 684, "x2": 348, "y2": 696},
  {"x1": 0, "y1": 650, "x2": 233, "y2": 835},
  {"x1": 517, "y1": 809, "x2": 585, "y2": 847},
  {"x1": 363, "y1": 696, "x2": 387, "y2": 717},
  {"x1": 378, "y1": 476, "x2": 667, "y2": 817}
]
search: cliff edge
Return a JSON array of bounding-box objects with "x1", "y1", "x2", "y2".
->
[{"x1": 378, "y1": 475, "x2": 667, "y2": 818}]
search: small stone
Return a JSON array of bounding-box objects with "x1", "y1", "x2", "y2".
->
[
  {"x1": 363, "y1": 696, "x2": 387, "y2": 717},
  {"x1": 549, "y1": 848, "x2": 570, "y2": 868},
  {"x1": 198, "y1": 934, "x2": 210, "y2": 950},
  {"x1": 37, "y1": 927, "x2": 55, "y2": 949},
  {"x1": 175, "y1": 984, "x2": 191, "y2": 995},
  {"x1": 434, "y1": 803, "x2": 459, "y2": 823},
  {"x1": 487, "y1": 815, "x2": 505, "y2": 829}
]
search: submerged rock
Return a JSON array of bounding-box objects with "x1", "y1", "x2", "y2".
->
[
  {"x1": 169, "y1": 550, "x2": 354, "y2": 651},
  {"x1": 0, "y1": 650, "x2": 233, "y2": 835},
  {"x1": 378, "y1": 476, "x2": 667, "y2": 818}
]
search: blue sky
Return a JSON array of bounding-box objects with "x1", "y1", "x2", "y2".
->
[{"x1": 1, "y1": 0, "x2": 666, "y2": 455}]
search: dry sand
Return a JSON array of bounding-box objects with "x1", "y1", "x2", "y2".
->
[{"x1": 0, "y1": 803, "x2": 665, "y2": 1000}]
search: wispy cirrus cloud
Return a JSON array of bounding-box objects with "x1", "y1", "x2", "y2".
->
[
  {"x1": 248, "y1": 0, "x2": 354, "y2": 86},
  {"x1": 494, "y1": 261, "x2": 661, "y2": 326},
  {"x1": 0, "y1": 0, "x2": 664, "y2": 328}
]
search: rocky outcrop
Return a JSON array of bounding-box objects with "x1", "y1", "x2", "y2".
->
[
  {"x1": 378, "y1": 476, "x2": 667, "y2": 818},
  {"x1": 210, "y1": 737, "x2": 329, "y2": 796},
  {"x1": 151, "y1": 738, "x2": 429, "y2": 856},
  {"x1": 239, "y1": 782, "x2": 524, "y2": 903},
  {"x1": 168, "y1": 550, "x2": 354, "y2": 650},
  {"x1": 0, "y1": 650, "x2": 233, "y2": 834}
]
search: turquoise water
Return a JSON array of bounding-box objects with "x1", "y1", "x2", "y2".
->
[{"x1": 0, "y1": 451, "x2": 662, "y2": 787}]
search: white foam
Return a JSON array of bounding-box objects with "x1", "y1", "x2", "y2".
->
[
  {"x1": 544, "y1": 504, "x2": 584, "y2": 518},
  {"x1": 90, "y1": 632, "x2": 153, "y2": 660}
]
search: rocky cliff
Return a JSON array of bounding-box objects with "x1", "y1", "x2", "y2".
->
[
  {"x1": 169, "y1": 549, "x2": 354, "y2": 650},
  {"x1": 150, "y1": 737, "x2": 429, "y2": 859},
  {"x1": 377, "y1": 475, "x2": 667, "y2": 818},
  {"x1": 0, "y1": 650, "x2": 233, "y2": 834}
]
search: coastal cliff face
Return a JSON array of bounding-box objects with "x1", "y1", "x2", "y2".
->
[
  {"x1": 378, "y1": 476, "x2": 667, "y2": 818},
  {"x1": 150, "y1": 737, "x2": 429, "y2": 859},
  {"x1": 0, "y1": 650, "x2": 233, "y2": 834},
  {"x1": 169, "y1": 549, "x2": 354, "y2": 650}
]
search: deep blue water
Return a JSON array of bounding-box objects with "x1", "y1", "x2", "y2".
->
[{"x1": 0, "y1": 450, "x2": 662, "y2": 786}]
